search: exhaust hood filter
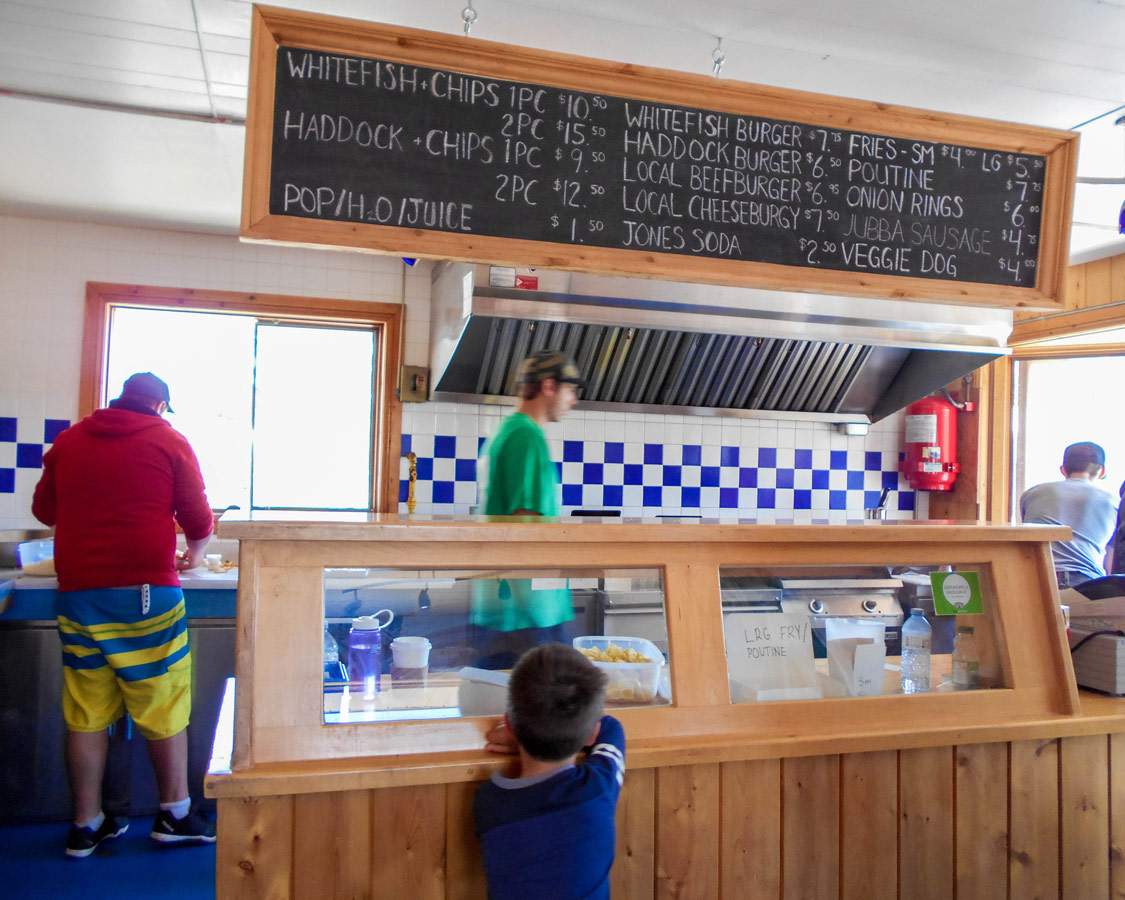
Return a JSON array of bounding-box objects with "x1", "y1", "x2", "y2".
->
[{"x1": 430, "y1": 264, "x2": 1010, "y2": 424}]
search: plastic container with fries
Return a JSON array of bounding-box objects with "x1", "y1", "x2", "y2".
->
[{"x1": 573, "y1": 635, "x2": 664, "y2": 703}]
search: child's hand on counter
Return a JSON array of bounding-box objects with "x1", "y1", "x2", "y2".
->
[{"x1": 484, "y1": 716, "x2": 519, "y2": 755}]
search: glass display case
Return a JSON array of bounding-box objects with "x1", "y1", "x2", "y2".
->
[
  {"x1": 322, "y1": 566, "x2": 670, "y2": 724},
  {"x1": 718, "y1": 565, "x2": 1001, "y2": 702}
]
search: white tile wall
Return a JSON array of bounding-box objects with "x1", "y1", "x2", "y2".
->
[{"x1": 1, "y1": 212, "x2": 931, "y2": 530}]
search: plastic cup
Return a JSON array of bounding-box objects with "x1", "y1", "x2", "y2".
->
[
  {"x1": 391, "y1": 636, "x2": 431, "y2": 686},
  {"x1": 204, "y1": 553, "x2": 223, "y2": 572}
]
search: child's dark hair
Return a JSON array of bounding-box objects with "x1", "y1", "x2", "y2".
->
[{"x1": 507, "y1": 643, "x2": 608, "y2": 762}]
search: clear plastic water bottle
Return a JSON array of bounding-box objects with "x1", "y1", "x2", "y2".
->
[{"x1": 900, "y1": 607, "x2": 932, "y2": 694}]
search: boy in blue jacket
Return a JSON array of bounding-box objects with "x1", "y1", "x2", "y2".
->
[{"x1": 474, "y1": 643, "x2": 626, "y2": 900}]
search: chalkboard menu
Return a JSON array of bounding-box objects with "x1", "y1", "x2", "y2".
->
[
  {"x1": 269, "y1": 46, "x2": 1046, "y2": 288},
  {"x1": 243, "y1": 9, "x2": 1078, "y2": 307}
]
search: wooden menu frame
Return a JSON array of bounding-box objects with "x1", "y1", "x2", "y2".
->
[{"x1": 242, "y1": 5, "x2": 1078, "y2": 311}]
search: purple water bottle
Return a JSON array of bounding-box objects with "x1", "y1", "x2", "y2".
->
[{"x1": 348, "y1": 609, "x2": 394, "y2": 699}]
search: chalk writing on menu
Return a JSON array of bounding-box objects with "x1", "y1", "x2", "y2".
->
[{"x1": 270, "y1": 47, "x2": 1046, "y2": 288}]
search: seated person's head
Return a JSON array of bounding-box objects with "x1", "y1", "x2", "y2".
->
[
  {"x1": 507, "y1": 643, "x2": 607, "y2": 762},
  {"x1": 1062, "y1": 442, "x2": 1106, "y2": 478}
]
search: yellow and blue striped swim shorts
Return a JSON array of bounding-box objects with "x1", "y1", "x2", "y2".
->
[{"x1": 56, "y1": 586, "x2": 192, "y2": 740}]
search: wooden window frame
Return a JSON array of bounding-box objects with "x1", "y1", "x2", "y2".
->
[{"x1": 81, "y1": 282, "x2": 403, "y2": 514}]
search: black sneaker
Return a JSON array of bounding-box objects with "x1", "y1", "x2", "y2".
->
[
  {"x1": 150, "y1": 808, "x2": 216, "y2": 844},
  {"x1": 65, "y1": 816, "x2": 128, "y2": 858}
]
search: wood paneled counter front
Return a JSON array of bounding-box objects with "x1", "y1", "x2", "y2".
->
[{"x1": 206, "y1": 514, "x2": 1125, "y2": 899}]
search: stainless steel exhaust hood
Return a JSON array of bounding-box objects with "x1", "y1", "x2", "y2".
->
[{"x1": 430, "y1": 263, "x2": 1012, "y2": 425}]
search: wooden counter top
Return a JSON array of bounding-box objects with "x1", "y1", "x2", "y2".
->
[{"x1": 218, "y1": 511, "x2": 1070, "y2": 544}]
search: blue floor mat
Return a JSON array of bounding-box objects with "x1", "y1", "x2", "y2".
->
[{"x1": 0, "y1": 818, "x2": 215, "y2": 899}]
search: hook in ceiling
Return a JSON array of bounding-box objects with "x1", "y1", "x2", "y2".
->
[
  {"x1": 711, "y1": 38, "x2": 726, "y2": 77},
  {"x1": 461, "y1": 1, "x2": 478, "y2": 35}
]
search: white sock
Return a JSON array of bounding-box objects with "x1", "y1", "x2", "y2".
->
[
  {"x1": 161, "y1": 798, "x2": 191, "y2": 820},
  {"x1": 77, "y1": 811, "x2": 105, "y2": 831}
]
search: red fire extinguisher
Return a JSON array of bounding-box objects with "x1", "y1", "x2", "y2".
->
[{"x1": 901, "y1": 394, "x2": 962, "y2": 491}]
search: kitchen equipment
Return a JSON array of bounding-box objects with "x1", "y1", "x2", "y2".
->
[
  {"x1": 431, "y1": 262, "x2": 1011, "y2": 425},
  {"x1": 777, "y1": 576, "x2": 905, "y2": 659},
  {"x1": 0, "y1": 529, "x2": 53, "y2": 568}
]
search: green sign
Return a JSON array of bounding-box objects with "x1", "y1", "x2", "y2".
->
[{"x1": 930, "y1": 571, "x2": 984, "y2": 615}]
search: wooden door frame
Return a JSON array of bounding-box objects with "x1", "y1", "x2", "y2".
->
[{"x1": 81, "y1": 282, "x2": 403, "y2": 514}]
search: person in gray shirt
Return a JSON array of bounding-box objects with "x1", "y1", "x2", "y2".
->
[{"x1": 1019, "y1": 441, "x2": 1117, "y2": 589}]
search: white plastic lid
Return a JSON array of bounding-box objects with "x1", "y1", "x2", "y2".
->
[{"x1": 352, "y1": 615, "x2": 382, "y2": 631}]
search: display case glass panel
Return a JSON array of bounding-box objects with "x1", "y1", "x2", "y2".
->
[
  {"x1": 322, "y1": 566, "x2": 669, "y2": 724},
  {"x1": 719, "y1": 564, "x2": 1004, "y2": 703}
]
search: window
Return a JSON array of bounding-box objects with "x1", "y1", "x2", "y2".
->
[
  {"x1": 1010, "y1": 321, "x2": 1125, "y2": 515},
  {"x1": 82, "y1": 284, "x2": 403, "y2": 513}
]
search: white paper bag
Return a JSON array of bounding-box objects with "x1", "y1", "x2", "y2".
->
[{"x1": 826, "y1": 618, "x2": 887, "y2": 697}]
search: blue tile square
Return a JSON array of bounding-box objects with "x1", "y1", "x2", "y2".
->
[
  {"x1": 758, "y1": 447, "x2": 776, "y2": 468},
  {"x1": 720, "y1": 487, "x2": 739, "y2": 508},
  {"x1": 776, "y1": 468, "x2": 794, "y2": 489},
  {"x1": 604, "y1": 442, "x2": 624, "y2": 464},
  {"x1": 0, "y1": 468, "x2": 14, "y2": 493},
  {"x1": 563, "y1": 440, "x2": 584, "y2": 462},
  {"x1": 455, "y1": 459, "x2": 476, "y2": 482},
  {"x1": 562, "y1": 483, "x2": 583, "y2": 506},
  {"x1": 432, "y1": 481, "x2": 454, "y2": 503},
  {"x1": 829, "y1": 490, "x2": 848, "y2": 510},
  {"x1": 899, "y1": 492, "x2": 915, "y2": 511},
  {"x1": 898, "y1": 452, "x2": 906, "y2": 462},
  {"x1": 44, "y1": 419, "x2": 71, "y2": 443},
  {"x1": 830, "y1": 450, "x2": 847, "y2": 470},
  {"x1": 603, "y1": 485, "x2": 623, "y2": 507},
  {"x1": 681, "y1": 486, "x2": 701, "y2": 508},
  {"x1": 794, "y1": 489, "x2": 812, "y2": 509},
  {"x1": 401, "y1": 434, "x2": 412, "y2": 454},
  {"x1": 16, "y1": 444, "x2": 42, "y2": 469},
  {"x1": 0, "y1": 418, "x2": 15, "y2": 442},
  {"x1": 583, "y1": 463, "x2": 604, "y2": 485},
  {"x1": 434, "y1": 435, "x2": 456, "y2": 458},
  {"x1": 882, "y1": 471, "x2": 900, "y2": 490},
  {"x1": 624, "y1": 464, "x2": 643, "y2": 485},
  {"x1": 720, "y1": 446, "x2": 739, "y2": 467},
  {"x1": 662, "y1": 465, "x2": 681, "y2": 487},
  {"x1": 812, "y1": 470, "x2": 830, "y2": 490},
  {"x1": 643, "y1": 485, "x2": 662, "y2": 507},
  {"x1": 756, "y1": 488, "x2": 775, "y2": 509},
  {"x1": 682, "y1": 444, "x2": 702, "y2": 466},
  {"x1": 478, "y1": 436, "x2": 487, "y2": 453},
  {"x1": 555, "y1": 461, "x2": 563, "y2": 480},
  {"x1": 794, "y1": 449, "x2": 813, "y2": 469},
  {"x1": 701, "y1": 466, "x2": 720, "y2": 488},
  {"x1": 847, "y1": 470, "x2": 865, "y2": 490},
  {"x1": 865, "y1": 490, "x2": 883, "y2": 508},
  {"x1": 865, "y1": 451, "x2": 882, "y2": 471},
  {"x1": 399, "y1": 479, "x2": 408, "y2": 502},
  {"x1": 644, "y1": 443, "x2": 663, "y2": 465},
  {"x1": 415, "y1": 457, "x2": 433, "y2": 480},
  {"x1": 739, "y1": 467, "x2": 757, "y2": 488}
]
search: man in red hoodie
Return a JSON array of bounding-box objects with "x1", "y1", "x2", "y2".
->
[{"x1": 32, "y1": 373, "x2": 217, "y2": 857}]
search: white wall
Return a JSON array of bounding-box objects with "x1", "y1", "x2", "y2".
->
[{"x1": 0, "y1": 213, "x2": 431, "y2": 529}]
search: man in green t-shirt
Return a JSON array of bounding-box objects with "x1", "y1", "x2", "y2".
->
[{"x1": 472, "y1": 350, "x2": 583, "y2": 668}]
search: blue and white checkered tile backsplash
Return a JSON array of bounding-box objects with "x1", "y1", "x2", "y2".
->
[
  {"x1": 399, "y1": 407, "x2": 916, "y2": 519},
  {"x1": 0, "y1": 416, "x2": 70, "y2": 494}
]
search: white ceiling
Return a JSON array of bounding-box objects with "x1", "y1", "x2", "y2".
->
[{"x1": 0, "y1": 0, "x2": 1123, "y2": 261}]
